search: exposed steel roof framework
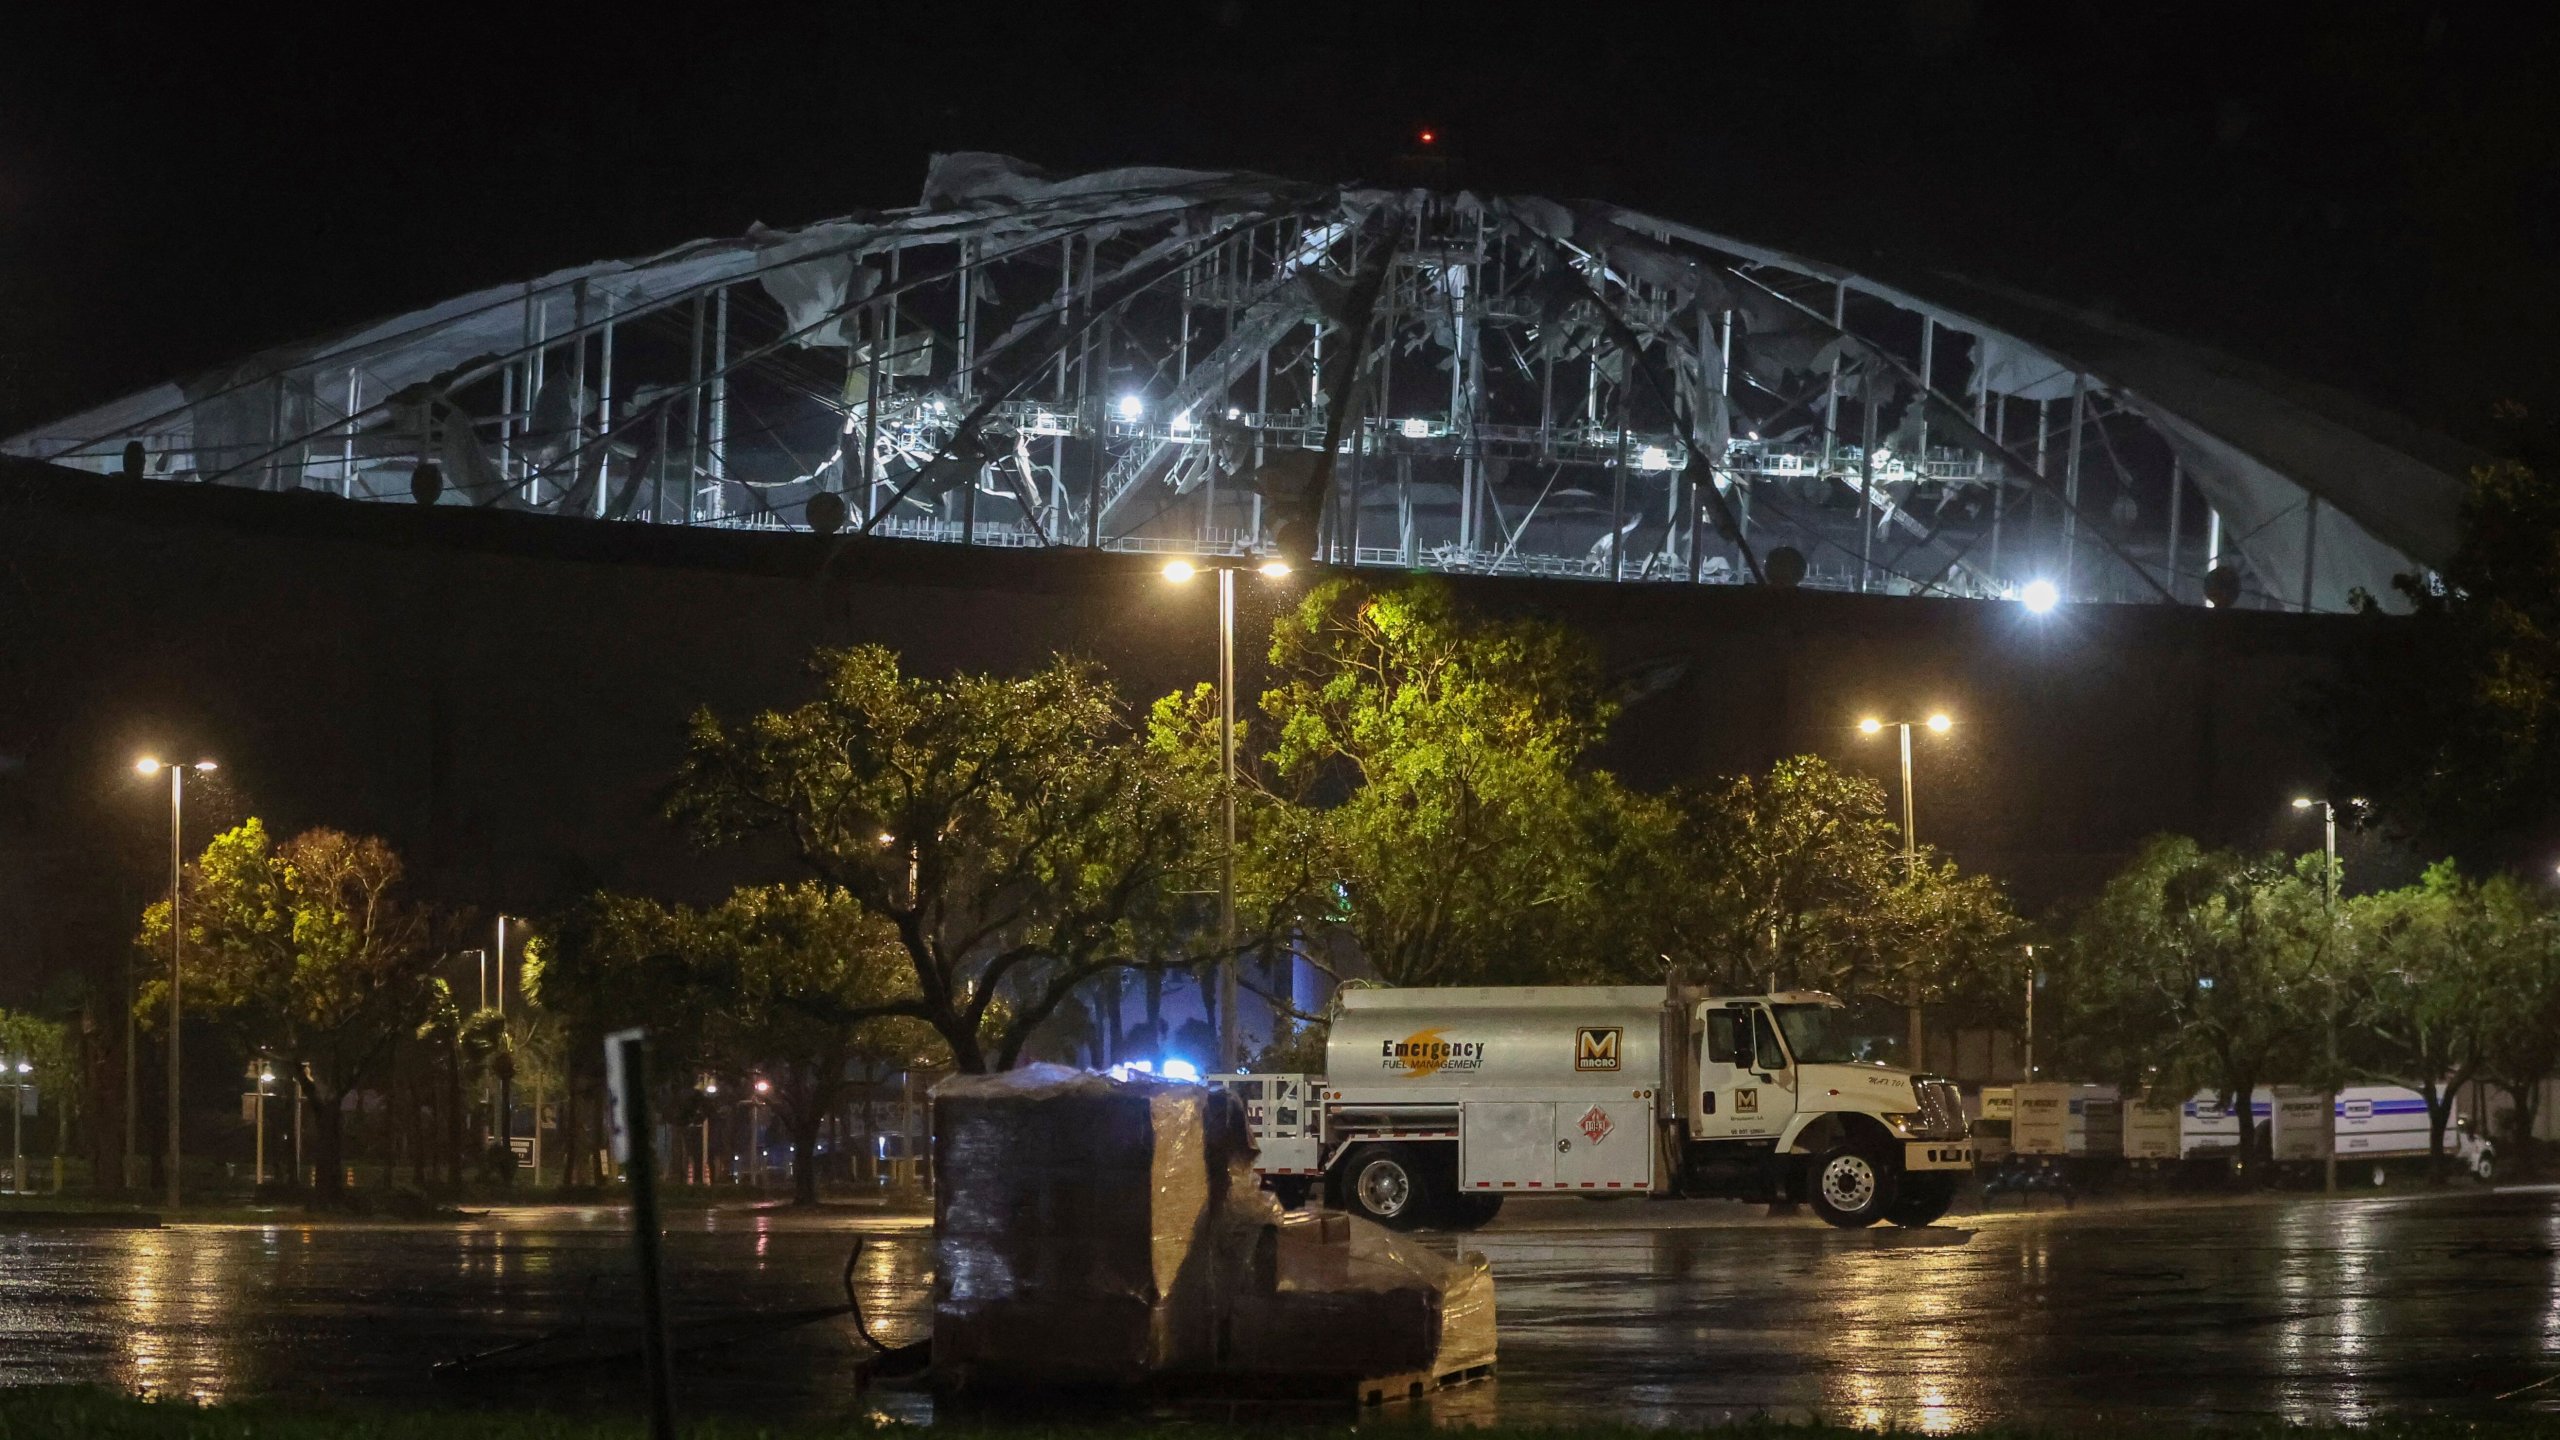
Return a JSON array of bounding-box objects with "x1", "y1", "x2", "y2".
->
[{"x1": 6, "y1": 154, "x2": 2475, "y2": 611}]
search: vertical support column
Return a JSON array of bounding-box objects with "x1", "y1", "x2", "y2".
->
[
  {"x1": 1917, "y1": 315, "x2": 1935, "y2": 473},
  {"x1": 956, "y1": 238, "x2": 975, "y2": 400},
  {"x1": 863, "y1": 288, "x2": 885, "y2": 527},
  {"x1": 2206, "y1": 505, "x2": 2223, "y2": 587},
  {"x1": 709, "y1": 286, "x2": 730, "y2": 521},
  {"x1": 1989, "y1": 392, "x2": 2007, "y2": 583},
  {"x1": 341, "y1": 367, "x2": 362, "y2": 498},
  {"x1": 2166, "y1": 456, "x2": 2185, "y2": 601},
  {"x1": 1858, "y1": 378, "x2": 1879, "y2": 594},
  {"x1": 1821, "y1": 281, "x2": 1845, "y2": 482},
  {"x1": 1053, "y1": 238, "x2": 1072, "y2": 530},
  {"x1": 597, "y1": 309, "x2": 616, "y2": 518},
  {"x1": 2032, "y1": 398, "x2": 2048, "y2": 583},
  {"x1": 2300, "y1": 496, "x2": 2320, "y2": 613},
  {"x1": 2061, "y1": 375, "x2": 2086, "y2": 599},
  {"x1": 686, "y1": 296, "x2": 705, "y2": 523},
  {"x1": 569, "y1": 280, "x2": 589, "y2": 517},
  {"x1": 529, "y1": 297, "x2": 549, "y2": 508}
]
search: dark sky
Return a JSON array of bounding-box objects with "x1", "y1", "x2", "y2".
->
[{"x1": 3, "y1": 2, "x2": 2553, "y2": 445}]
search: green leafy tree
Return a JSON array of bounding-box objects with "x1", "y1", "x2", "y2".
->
[
  {"x1": 1251, "y1": 577, "x2": 1639, "y2": 986},
  {"x1": 136, "y1": 821, "x2": 435, "y2": 1206},
  {"x1": 668, "y1": 646, "x2": 1228, "y2": 1072},
  {"x1": 690, "y1": 882, "x2": 945, "y2": 1203},
  {"x1": 0, "y1": 1009, "x2": 73, "y2": 1186},
  {"x1": 1637, "y1": 757, "x2": 2021, "y2": 1053},
  {"x1": 2341, "y1": 864, "x2": 2504, "y2": 1179},
  {"x1": 2053, "y1": 837, "x2": 2325, "y2": 1165},
  {"x1": 2471, "y1": 894, "x2": 2560, "y2": 1169}
]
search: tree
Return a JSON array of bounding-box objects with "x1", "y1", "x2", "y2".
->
[
  {"x1": 2470, "y1": 889, "x2": 2560, "y2": 1170},
  {"x1": 2325, "y1": 458, "x2": 2560, "y2": 869},
  {"x1": 0, "y1": 1009, "x2": 73, "y2": 1187},
  {"x1": 2342, "y1": 864, "x2": 2498, "y2": 1180},
  {"x1": 688, "y1": 883, "x2": 944, "y2": 1203},
  {"x1": 1639, "y1": 757, "x2": 2021, "y2": 1038},
  {"x1": 2053, "y1": 837, "x2": 2325, "y2": 1166},
  {"x1": 1251, "y1": 577, "x2": 1640, "y2": 986},
  {"x1": 136, "y1": 821, "x2": 434, "y2": 1206},
  {"x1": 669, "y1": 646, "x2": 1227, "y2": 1072}
]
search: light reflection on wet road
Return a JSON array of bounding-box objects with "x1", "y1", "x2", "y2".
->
[{"x1": 1, "y1": 1191, "x2": 2555, "y2": 1428}]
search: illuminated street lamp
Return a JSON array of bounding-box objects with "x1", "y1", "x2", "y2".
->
[
  {"x1": 2291, "y1": 795, "x2": 2361, "y2": 1196},
  {"x1": 1858, "y1": 715, "x2": 1952, "y2": 1066},
  {"x1": 136, "y1": 756, "x2": 217, "y2": 1209},
  {"x1": 1163, "y1": 556, "x2": 1294, "y2": 1071}
]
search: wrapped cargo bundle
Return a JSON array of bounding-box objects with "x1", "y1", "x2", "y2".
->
[
  {"x1": 931, "y1": 1063, "x2": 1497, "y2": 1397},
  {"x1": 1225, "y1": 1208, "x2": 1497, "y2": 1381},
  {"x1": 931, "y1": 1064, "x2": 1221, "y2": 1389}
]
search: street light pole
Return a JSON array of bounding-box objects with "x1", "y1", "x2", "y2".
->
[
  {"x1": 1217, "y1": 564, "x2": 1238, "y2": 1076},
  {"x1": 1860, "y1": 713, "x2": 1951, "y2": 1069},
  {"x1": 137, "y1": 756, "x2": 216, "y2": 1211},
  {"x1": 2292, "y1": 796, "x2": 2345, "y2": 1195},
  {"x1": 1163, "y1": 557, "x2": 1290, "y2": 1074}
]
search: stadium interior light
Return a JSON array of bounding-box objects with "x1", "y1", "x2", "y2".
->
[
  {"x1": 1116, "y1": 394, "x2": 1145, "y2": 422},
  {"x1": 2019, "y1": 578, "x2": 2061, "y2": 613},
  {"x1": 1162, "y1": 559, "x2": 1197, "y2": 583},
  {"x1": 1638, "y1": 445, "x2": 1672, "y2": 472}
]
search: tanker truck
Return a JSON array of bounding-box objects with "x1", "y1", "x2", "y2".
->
[{"x1": 1214, "y1": 984, "x2": 1973, "y2": 1231}]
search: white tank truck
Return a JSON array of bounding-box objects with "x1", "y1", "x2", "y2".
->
[{"x1": 1214, "y1": 984, "x2": 1974, "y2": 1230}]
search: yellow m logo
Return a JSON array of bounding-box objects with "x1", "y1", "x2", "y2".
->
[{"x1": 1575, "y1": 1027, "x2": 1622, "y2": 1072}]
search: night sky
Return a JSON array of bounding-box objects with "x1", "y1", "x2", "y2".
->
[{"x1": 2, "y1": 3, "x2": 2554, "y2": 447}]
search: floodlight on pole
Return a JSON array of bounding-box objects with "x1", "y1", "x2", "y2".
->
[
  {"x1": 1161, "y1": 557, "x2": 1297, "y2": 1072},
  {"x1": 2019, "y1": 579, "x2": 2061, "y2": 614},
  {"x1": 1858, "y1": 714, "x2": 1955, "y2": 1068},
  {"x1": 136, "y1": 753, "x2": 218, "y2": 1210}
]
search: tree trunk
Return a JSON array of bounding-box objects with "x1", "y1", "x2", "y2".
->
[
  {"x1": 308, "y1": 1085, "x2": 349, "y2": 1207},
  {"x1": 559, "y1": 1072, "x2": 587, "y2": 1188},
  {"x1": 791, "y1": 1106, "x2": 822, "y2": 1206},
  {"x1": 2423, "y1": 1081, "x2": 2452, "y2": 1185}
]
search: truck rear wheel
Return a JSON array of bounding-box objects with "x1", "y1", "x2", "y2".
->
[
  {"x1": 1808, "y1": 1139, "x2": 1896, "y2": 1228},
  {"x1": 1885, "y1": 1172, "x2": 1958, "y2": 1227},
  {"x1": 1339, "y1": 1144, "x2": 1444, "y2": 1230}
]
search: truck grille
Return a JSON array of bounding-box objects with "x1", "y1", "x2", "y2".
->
[{"x1": 1913, "y1": 1078, "x2": 1969, "y2": 1140}]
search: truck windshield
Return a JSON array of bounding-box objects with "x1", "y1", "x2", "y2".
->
[{"x1": 1771, "y1": 1005, "x2": 1859, "y2": 1065}]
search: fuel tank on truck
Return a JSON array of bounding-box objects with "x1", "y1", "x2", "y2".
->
[{"x1": 1326, "y1": 986, "x2": 1669, "y2": 1094}]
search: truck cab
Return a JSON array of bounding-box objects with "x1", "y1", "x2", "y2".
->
[{"x1": 1216, "y1": 984, "x2": 1971, "y2": 1231}]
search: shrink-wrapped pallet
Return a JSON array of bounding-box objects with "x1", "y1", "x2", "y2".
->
[
  {"x1": 930, "y1": 1064, "x2": 1218, "y2": 1389},
  {"x1": 1224, "y1": 1208, "x2": 1498, "y2": 1380}
]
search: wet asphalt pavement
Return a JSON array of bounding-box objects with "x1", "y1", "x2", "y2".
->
[{"x1": 1, "y1": 1187, "x2": 2556, "y2": 1431}]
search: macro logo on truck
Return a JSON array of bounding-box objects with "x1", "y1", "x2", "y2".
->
[
  {"x1": 1381, "y1": 1028, "x2": 1485, "y2": 1077},
  {"x1": 1575, "y1": 1027, "x2": 1623, "y2": 1072}
]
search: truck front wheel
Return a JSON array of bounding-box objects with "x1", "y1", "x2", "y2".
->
[
  {"x1": 1339, "y1": 1144, "x2": 1444, "y2": 1230},
  {"x1": 1808, "y1": 1140, "x2": 1897, "y2": 1228},
  {"x1": 1885, "y1": 1172, "x2": 1958, "y2": 1227}
]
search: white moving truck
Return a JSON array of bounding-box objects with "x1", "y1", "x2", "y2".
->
[{"x1": 1218, "y1": 984, "x2": 1973, "y2": 1231}]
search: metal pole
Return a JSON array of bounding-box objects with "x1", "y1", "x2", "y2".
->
[
  {"x1": 11, "y1": 1070, "x2": 21, "y2": 1194},
  {"x1": 1899, "y1": 721, "x2": 1921, "y2": 1068},
  {"x1": 124, "y1": 943, "x2": 138, "y2": 1191},
  {"x1": 2061, "y1": 375, "x2": 2086, "y2": 599},
  {"x1": 2022, "y1": 954, "x2": 2035, "y2": 1081},
  {"x1": 254, "y1": 1072, "x2": 266, "y2": 1188},
  {"x1": 2166, "y1": 456, "x2": 2185, "y2": 601},
  {"x1": 616, "y1": 1035, "x2": 677, "y2": 1440},
  {"x1": 1217, "y1": 566, "x2": 1239, "y2": 1073},
  {"x1": 2323, "y1": 802, "x2": 2338, "y2": 1195},
  {"x1": 166, "y1": 765, "x2": 183, "y2": 1211},
  {"x1": 709, "y1": 288, "x2": 729, "y2": 519}
]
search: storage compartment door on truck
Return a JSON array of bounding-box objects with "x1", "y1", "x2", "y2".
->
[
  {"x1": 1694, "y1": 1003, "x2": 1795, "y2": 1141},
  {"x1": 1461, "y1": 1102, "x2": 1556, "y2": 1191},
  {"x1": 1554, "y1": 1095, "x2": 1654, "y2": 1190}
]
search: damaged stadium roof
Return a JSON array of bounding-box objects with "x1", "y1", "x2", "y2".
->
[{"x1": 5, "y1": 154, "x2": 2478, "y2": 612}]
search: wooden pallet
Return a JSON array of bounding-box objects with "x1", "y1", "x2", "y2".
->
[{"x1": 1355, "y1": 1360, "x2": 1496, "y2": 1406}]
